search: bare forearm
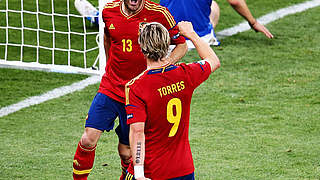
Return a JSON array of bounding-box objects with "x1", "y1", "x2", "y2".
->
[
  {"x1": 168, "y1": 43, "x2": 188, "y2": 64},
  {"x1": 188, "y1": 32, "x2": 220, "y2": 72},
  {"x1": 227, "y1": 0, "x2": 256, "y2": 24},
  {"x1": 131, "y1": 134, "x2": 145, "y2": 167},
  {"x1": 227, "y1": 0, "x2": 274, "y2": 38},
  {"x1": 129, "y1": 123, "x2": 146, "y2": 178}
]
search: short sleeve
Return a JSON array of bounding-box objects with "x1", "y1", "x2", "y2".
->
[
  {"x1": 183, "y1": 60, "x2": 212, "y2": 89},
  {"x1": 168, "y1": 25, "x2": 186, "y2": 45},
  {"x1": 125, "y1": 87, "x2": 147, "y2": 125}
]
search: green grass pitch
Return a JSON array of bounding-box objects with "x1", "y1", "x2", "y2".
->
[{"x1": 0, "y1": 0, "x2": 319, "y2": 179}]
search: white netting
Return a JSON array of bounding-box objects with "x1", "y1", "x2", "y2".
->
[{"x1": 0, "y1": 0, "x2": 100, "y2": 75}]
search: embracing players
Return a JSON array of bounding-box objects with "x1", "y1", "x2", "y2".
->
[{"x1": 72, "y1": 0, "x2": 187, "y2": 179}]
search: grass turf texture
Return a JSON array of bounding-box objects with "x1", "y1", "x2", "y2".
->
[
  {"x1": 0, "y1": 68, "x2": 89, "y2": 108},
  {"x1": 1, "y1": 0, "x2": 320, "y2": 179}
]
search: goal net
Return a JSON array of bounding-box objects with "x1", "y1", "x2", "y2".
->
[{"x1": 0, "y1": 0, "x2": 106, "y2": 75}]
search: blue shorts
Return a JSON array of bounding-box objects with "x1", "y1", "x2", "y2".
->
[{"x1": 85, "y1": 92, "x2": 129, "y2": 145}]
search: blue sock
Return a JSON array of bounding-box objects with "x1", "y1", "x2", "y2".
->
[{"x1": 86, "y1": 11, "x2": 99, "y2": 26}]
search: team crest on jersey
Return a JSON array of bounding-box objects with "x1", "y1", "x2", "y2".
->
[
  {"x1": 197, "y1": 60, "x2": 206, "y2": 65},
  {"x1": 127, "y1": 113, "x2": 133, "y2": 120},
  {"x1": 109, "y1": 23, "x2": 115, "y2": 30},
  {"x1": 138, "y1": 22, "x2": 148, "y2": 35}
]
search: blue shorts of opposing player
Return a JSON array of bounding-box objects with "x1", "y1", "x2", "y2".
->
[{"x1": 85, "y1": 92, "x2": 129, "y2": 145}]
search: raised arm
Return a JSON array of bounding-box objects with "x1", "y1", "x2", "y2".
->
[
  {"x1": 178, "y1": 21, "x2": 220, "y2": 72},
  {"x1": 167, "y1": 42, "x2": 188, "y2": 64},
  {"x1": 227, "y1": 0, "x2": 273, "y2": 39},
  {"x1": 129, "y1": 122, "x2": 150, "y2": 180}
]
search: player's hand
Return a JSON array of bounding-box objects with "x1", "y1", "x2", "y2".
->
[
  {"x1": 178, "y1": 21, "x2": 197, "y2": 39},
  {"x1": 251, "y1": 21, "x2": 274, "y2": 39}
]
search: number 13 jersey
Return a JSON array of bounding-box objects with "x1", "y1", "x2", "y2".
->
[{"x1": 100, "y1": 0, "x2": 185, "y2": 104}]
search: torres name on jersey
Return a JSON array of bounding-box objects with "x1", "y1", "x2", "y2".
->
[{"x1": 157, "y1": 80, "x2": 185, "y2": 98}]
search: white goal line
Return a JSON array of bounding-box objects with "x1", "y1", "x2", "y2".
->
[
  {"x1": 0, "y1": 76, "x2": 101, "y2": 117},
  {"x1": 217, "y1": 0, "x2": 320, "y2": 38}
]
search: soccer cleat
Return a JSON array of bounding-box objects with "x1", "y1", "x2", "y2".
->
[
  {"x1": 74, "y1": 0, "x2": 99, "y2": 25},
  {"x1": 119, "y1": 159, "x2": 130, "y2": 180},
  {"x1": 209, "y1": 29, "x2": 221, "y2": 46}
]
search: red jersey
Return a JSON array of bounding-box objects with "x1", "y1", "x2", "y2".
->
[
  {"x1": 125, "y1": 61, "x2": 212, "y2": 179},
  {"x1": 99, "y1": 0, "x2": 185, "y2": 103}
]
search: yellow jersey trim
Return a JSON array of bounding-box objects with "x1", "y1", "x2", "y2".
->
[
  {"x1": 125, "y1": 173, "x2": 134, "y2": 180},
  {"x1": 125, "y1": 70, "x2": 147, "y2": 105},
  {"x1": 145, "y1": 1, "x2": 176, "y2": 28},
  {"x1": 104, "y1": 1, "x2": 120, "y2": 9},
  {"x1": 120, "y1": 0, "x2": 144, "y2": 19}
]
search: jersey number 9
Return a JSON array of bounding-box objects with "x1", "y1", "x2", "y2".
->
[{"x1": 167, "y1": 98, "x2": 182, "y2": 137}]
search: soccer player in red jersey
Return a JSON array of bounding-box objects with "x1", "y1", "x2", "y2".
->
[
  {"x1": 125, "y1": 21, "x2": 220, "y2": 180},
  {"x1": 72, "y1": 0, "x2": 187, "y2": 180}
]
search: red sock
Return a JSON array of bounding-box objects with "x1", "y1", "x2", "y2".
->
[
  {"x1": 119, "y1": 159, "x2": 130, "y2": 180},
  {"x1": 73, "y1": 141, "x2": 96, "y2": 180}
]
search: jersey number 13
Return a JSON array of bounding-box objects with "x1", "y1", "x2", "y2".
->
[{"x1": 122, "y1": 39, "x2": 132, "y2": 52}]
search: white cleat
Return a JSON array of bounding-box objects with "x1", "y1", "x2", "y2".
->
[{"x1": 74, "y1": 0, "x2": 98, "y2": 17}]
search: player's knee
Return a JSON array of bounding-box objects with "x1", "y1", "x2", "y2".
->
[
  {"x1": 118, "y1": 143, "x2": 131, "y2": 163},
  {"x1": 80, "y1": 128, "x2": 102, "y2": 148},
  {"x1": 81, "y1": 134, "x2": 97, "y2": 148},
  {"x1": 119, "y1": 153, "x2": 131, "y2": 164}
]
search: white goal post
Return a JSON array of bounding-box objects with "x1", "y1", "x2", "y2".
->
[{"x1": 0, "y1": 0, "x2": 108, "y2": 75}]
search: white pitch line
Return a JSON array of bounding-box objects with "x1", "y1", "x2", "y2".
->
[
  {"x1": 0, "y1": 75, "x2": 100, "y2": 117},
  {"x1": 217, "y1": 0, "x2": 320, "y2": 38},
  {"x1": 1, "y1": 0, "x2": 320, "y2": 118}
]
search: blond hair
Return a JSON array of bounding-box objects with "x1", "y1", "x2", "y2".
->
[{"x1": 138, "y1": 22, "x2": 170, "y2": 61}]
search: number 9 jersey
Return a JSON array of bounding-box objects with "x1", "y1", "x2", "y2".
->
[
  {"x1": 125, "y1": 61, "x2": 212, "y2": 179},
  {"x1": 99, "y1": 0, "x2": 185, "y2": 104}
]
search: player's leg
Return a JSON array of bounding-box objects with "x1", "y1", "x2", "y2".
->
[
  {"x1": 118, "y1": 143, "x2": 131, "y2": 180},
  {"x1": 74, "y1": 0, "x2": 99, "y2": 26},
  {"x1": 73, "y1": 127, "x2": 102, "y2": 180},
  {"x1": 207, "y1": 1, "x2": 222, "y2": 47},
  {"x1": 73, "y1": 93, "x2": 119, "y2": 180},
  {"x1": 210, "y1": 1, "x2": 220, "y2": 28},
  {"x1": 115, "y1": 101, "x2": 131, "y2": 180}
]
